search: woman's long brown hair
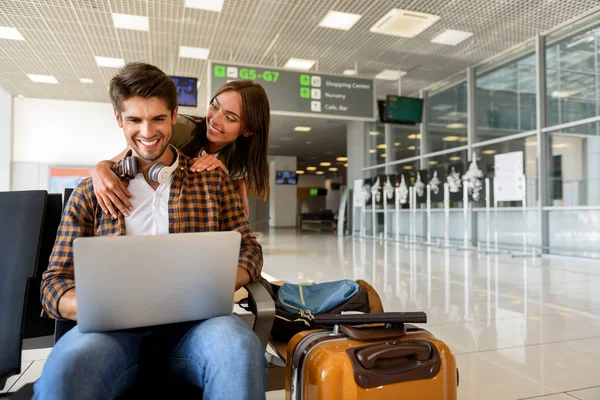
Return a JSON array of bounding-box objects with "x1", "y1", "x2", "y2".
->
[{"x1": 181, "y1": 80, "x2": 270, "y2": 199}]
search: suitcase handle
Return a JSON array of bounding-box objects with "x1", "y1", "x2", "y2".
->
[
  {"x1": 356, "y1": 341, "x2": 433, "y2": 369},
  {"x1": 339, "y1": 324, "x2": 407, "y2": 341},
  {"x1": 314, "y1": 312, "x2": 427, "y2": 326},
  {"x1": 346, "y1": 340, "x2": 442, "y2": 389}
]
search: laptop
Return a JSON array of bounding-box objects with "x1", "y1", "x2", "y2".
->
[{"x1": 73, "y1": 231, "x2": 241, "y2": 333}]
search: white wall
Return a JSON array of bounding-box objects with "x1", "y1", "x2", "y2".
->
[
  {"x1": 269, "y1": 156, "x2": 297, "y2": 227},
  {"x1": 297, "y1": 175, "x2": 326, "y2": 188},
  {"x1": 0, "y1": 87, "x2": 12, "y2": 191},
  {"x1": 11, "y1": 98, "x2": 126, "y2": 190}
]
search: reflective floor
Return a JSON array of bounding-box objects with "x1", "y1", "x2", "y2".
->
[
  {"x1": 260, "y1": 230, "x2": 600, "y2": 400},
  {"x1": 4, "y1": 229, "x2": 600, "y2": 399}
]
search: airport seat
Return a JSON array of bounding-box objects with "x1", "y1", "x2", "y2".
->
[
  {"x1": 0, "y1": 191, "x2": 48, "y2": 394},
  {"x1": 5, "y1": 188, "x2": 277, "y2": 399}
]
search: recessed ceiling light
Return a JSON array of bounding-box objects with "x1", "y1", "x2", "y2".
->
[
  {"x1": 179, "y1": 46, "x2": 210, "y2": 60},
  {"x1": 369, "y1": 131, "x2": 380, "y2": 136},
  {"x1": 443, "y1": 136, "x2": 460, "y2": 142},
  {"x1": 329, "y1": 167, "x2": 338, "y2": 171},
  {"x1": 79, "y1": 78, "x2": 93, "y2": 84},
  {"x1": 408, "y1": 146, "x2": 416, "y2": 151},
  {"x1": 552, "y1": 143, "x2": 569, "y2": 149},
  {"x1": 482, "y1": 150, "x2": 497, "y2": 155},
  {"x1": 403, "y1": 166, "x2": 413, "y2": 170},
  {"x1": 344, "y1": 163, "x2": 348, "y2": 167},
  {"x1": 449, "y1": 156, "x2": 462, "y2": 161},
  {"x1": 446, "y1": 123, "x2": 465, "y2": 129},
  {"x1": 320, "y1": 162, "x2": 332, "y2": 167},
  {"x1": 111, "y1": 13, "x2": 149, "y2": 31},
  {"x1": 525, "y1": 141, "x2": 537, "y2": 147},
  {"x1": 95, "y1": 56, "x2": 125, "y2": 68},
  {"x1": 380, "y1": 153, "x2": 386, "y2": 158},
  {"x1": 374, "y1": 69, "x2": 407, "y2": 81},
  {"x1": 459, "y1": 137, "x2": 468, "y2": 142},
  {"x1": 428, "y1": 160, "x2": 439, "y2": 165},
  {"x1": 306, "y1": 166, "x2": 317, "y2": 171},
  {"x1": 184, "y1": 0, "x2": 224, "y2": 12},
  {"x1": 296, "y1": 170, "x2": 305, "y2": 175},
  {"x1": 552, "y1": 90, "x2": 579, "y2": 98},
  {"x1": 336, "y1": 156, "x2": 348, "y2": 162},
  {"x1": 316, "y1": 171, "x2": 325, "y2": 175},
  {"x1": 318, "y1": 10, "x2": 362, "y2": 31},
  {"x1": 394, "y1": 142, "x2": 401, "y2": 147},
  {"x1": 294, "y1": 126, "x2": 311, "y2": 132},
  {"x1": 370, "y1": 8, "x2": 440, "y2": 38},
  {"x1": 343, "y1": 69, "x2": 357, "y2": 76},
  {"x1": 27, "y1": 74, "x2": 58, "y2": 84},
  {"x1": 369, "y1": 149, "x2": 376, "y2": 154},
  {"x1": 0, "y1": 26, "x2": 24, "y2": 40},
  {"x1": 431, "y1": 29, "x2": 473, "y2": 46},
  {"x1": 284, "y1": 58, "x2": 316, "y2": 70},
  {"x1": 376, "y1": 144, "x2": 386, "y2": 149},
  {"x1": 408, "y1": 134, "x2": 421, "y2": 139}
]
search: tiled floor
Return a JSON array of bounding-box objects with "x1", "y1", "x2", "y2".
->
[{"x1": 4, "y1": 230, "x2": 600, "y2": 399}]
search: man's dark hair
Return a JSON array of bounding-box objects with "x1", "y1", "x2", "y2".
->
[{"x1": 109, "y1": 62, "x2": 178, "y2": 115}]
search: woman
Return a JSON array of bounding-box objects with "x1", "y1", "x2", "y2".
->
[{"x1": 92, "y1": 80, "x2": 270, "y2": 218}]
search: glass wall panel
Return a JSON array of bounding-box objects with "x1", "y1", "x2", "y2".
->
[
  {"x1": 548, "y1": 134, "x2": 600, "y2": 206},
  {"x1": 474, "y1": 136, "x2": 538, "y2": 207},
  {"x1": 546, "y1": 24, "x2": 600, "y2": 127},
  {"x1": 476, "y1": 54, "x2": 537, "y2": 141},
  {"x1": 428, "y1": 82, "x2": 468, "y2": 152},
  {"x1": 365, "y1": 122, "x2": 385, "y2": 168},
  {"x1": 389, "y1": 124, "x2": 421, "y2": 162}
]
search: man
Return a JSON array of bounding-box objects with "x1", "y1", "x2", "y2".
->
[{"x1": 34, "y1": 62, "x2": 267, "y2": 399}]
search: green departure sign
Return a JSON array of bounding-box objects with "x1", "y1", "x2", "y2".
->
[{"x1": 208, "y1": 61, "x2": 375, "y2": 120}]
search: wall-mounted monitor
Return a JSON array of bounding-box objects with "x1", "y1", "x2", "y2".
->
[
  {"x1": 378, "y1": 95, "x2": 423, "y2": 124},
  {"x1": 170, "y1": 76, "x2": 198, "y2": 107},
  {"x1": 276, "y1": 170, "x2": 298, "y2": 185}
]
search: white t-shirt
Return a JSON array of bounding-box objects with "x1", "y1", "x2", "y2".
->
[{"x1": 124, "y1": 174, "x2": 172, "y2": 236}]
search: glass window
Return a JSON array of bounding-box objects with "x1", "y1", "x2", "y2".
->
[
  {"x1": 548, "y1": 134, "x2": 600, "y2": 207},
  {"x1": 476, "y1": 54, "x2": 537, "y2": 140},
  {"x1": 389, "y1": 125, "x2": 420, "y2": 162},
  {"x1": 474, "y1": 136, "x2": 538, "y2": 207},
  {"x1": 546, "y1": 25, "x2": 600, "y2": 127},
  {"x1": 365, "y1": 123, "x2": 385, "y2": 167},
  {"x1": 427, "y1": 82, "x2": 468, "y2": 152}
]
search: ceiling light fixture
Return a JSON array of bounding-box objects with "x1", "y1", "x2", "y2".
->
[
  {"x1": 111, "y1": 13, "x2": 149, "y2": 31},
  {"x1": 0, "y1": 26, "x2": 24, "y2": 40},
  {"x1": 296, "y1": 170, "x2": 305, "y2": 175},
  {"x1": 376, "y1": 144, "x2": 386, "y2": 149},
  {"x1": 306, "y1": 166, "x2": 317, "y2": 171},
  {"x1": 482, "y1": 150, "x2": 497, "y2": 155},
  {"x1": 394, "y1": 142, "x2": 401, "y2": 147},
  {"x1": 446, "y1": 123, "x2": 465, "y2": 129},
  {"x1": 27, "y1": 74, "x2": 58, "y2": 84},
  {"x1": 316, "y1": 171, "x2": 325, "y2": 175},
  {"x1": 79, "y1": 78, "x2": 94, "y2": 84},
  {"x1": 320, "y1": 162, "x2": 332, "y2": 167},
  {"x1": 369, "y1": 149, "x2": 376, "y2": 154},
  {"x1": 294, "y1": 126, "x2": 311, "y2": 132},
  {"x1": 179, "y1": 46, "x2": 210, "y2": 60},
  {"x1": 375, "y1": 69, "x2": 407, "y2": 81},
  {"x1": 443, "y1": 136, "x2": 460, "y2": 142},
  {"x1": 552, "y1": 143, "x2": 569, "y2": 149},
  {"x1": 403, "y1": 166, "x2": 413, "y2": 170},
  {"x1": 369, "y1": 131, "x2": 380, "y2": 136},
  {"x1": 370, "y1": 8, "x2": 440, "y2": 38},
  {"x1": 408, "y1": 134, "x2": 421, "y2": 139},
  {"x1": 336, "y1": 156, "x2": 348, "y2": 162},
  {"x1": 428, "y1": 160, "x2": 439, "y2": 165},
  {"x1": 95, "y1": 56, "x2": 125, "y2": 68},
  {"x1": 431, "y1": 29, "x2": 473, "y2": 46},
  {"x1": 329, "y1": 167, "x2": 338, "y2": 171},
  {"x1": 318, "y1": 10, "x2": 362, "y2": 31},
  {"x1": 184, "y1": 0, "x2": 224, "y2": 12},
  {"x1": 449, "y1": 156, "x2": 462, "y2": 161},
  {"x1": 408, "y1": 146, "x2": 416, "y2": 151},
  {"x1": 284, "y1": 58, "x2": 315, "y2": 70},
  {"x1": 343, "y1": 69, "x2": 357, "y2": 76}
]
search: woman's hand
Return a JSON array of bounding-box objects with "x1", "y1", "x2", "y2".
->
[
  {"x1": 90, "y1": 162, "x2": 133, "y2": 218},
  {"x1": 190, "y1": 154, "x2": 229, "y2": 174}
]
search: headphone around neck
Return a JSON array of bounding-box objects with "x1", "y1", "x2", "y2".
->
[{"x1": 122, "y1": 144, "x2": 180, "y2": 185}]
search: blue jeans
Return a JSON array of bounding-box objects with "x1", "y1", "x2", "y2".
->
[{"x1": 33, "y1": 316, "x2": 267, "y2": 400}]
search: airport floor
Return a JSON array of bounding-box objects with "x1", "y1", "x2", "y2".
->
[{"x1": 4, "y1": 229, "x2": 600, "y2": 399}]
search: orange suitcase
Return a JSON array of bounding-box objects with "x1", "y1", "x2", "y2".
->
[{"x1": 285, "y1": 313, "x2": 458, "y2": 400}]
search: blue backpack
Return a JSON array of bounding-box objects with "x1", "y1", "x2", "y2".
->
[{"x1": 276, "y1": 280, "x2": 360, "y2": 315}]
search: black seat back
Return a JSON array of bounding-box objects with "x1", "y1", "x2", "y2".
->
[{"x1": 0, "y1": 190, "x2": 47, "y2": 390}]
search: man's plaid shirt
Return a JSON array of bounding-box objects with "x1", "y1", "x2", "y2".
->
[{"x1": 40, "y1": 153, "x2": 263, "y2": 319}]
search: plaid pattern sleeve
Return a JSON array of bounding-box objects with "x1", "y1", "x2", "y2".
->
[
  {"x1": 41, "y1": 178, "x2": 95, "y2": 319},
  {"x1": 216, "y1": 169, "x2": 263, "y2": 281}
]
